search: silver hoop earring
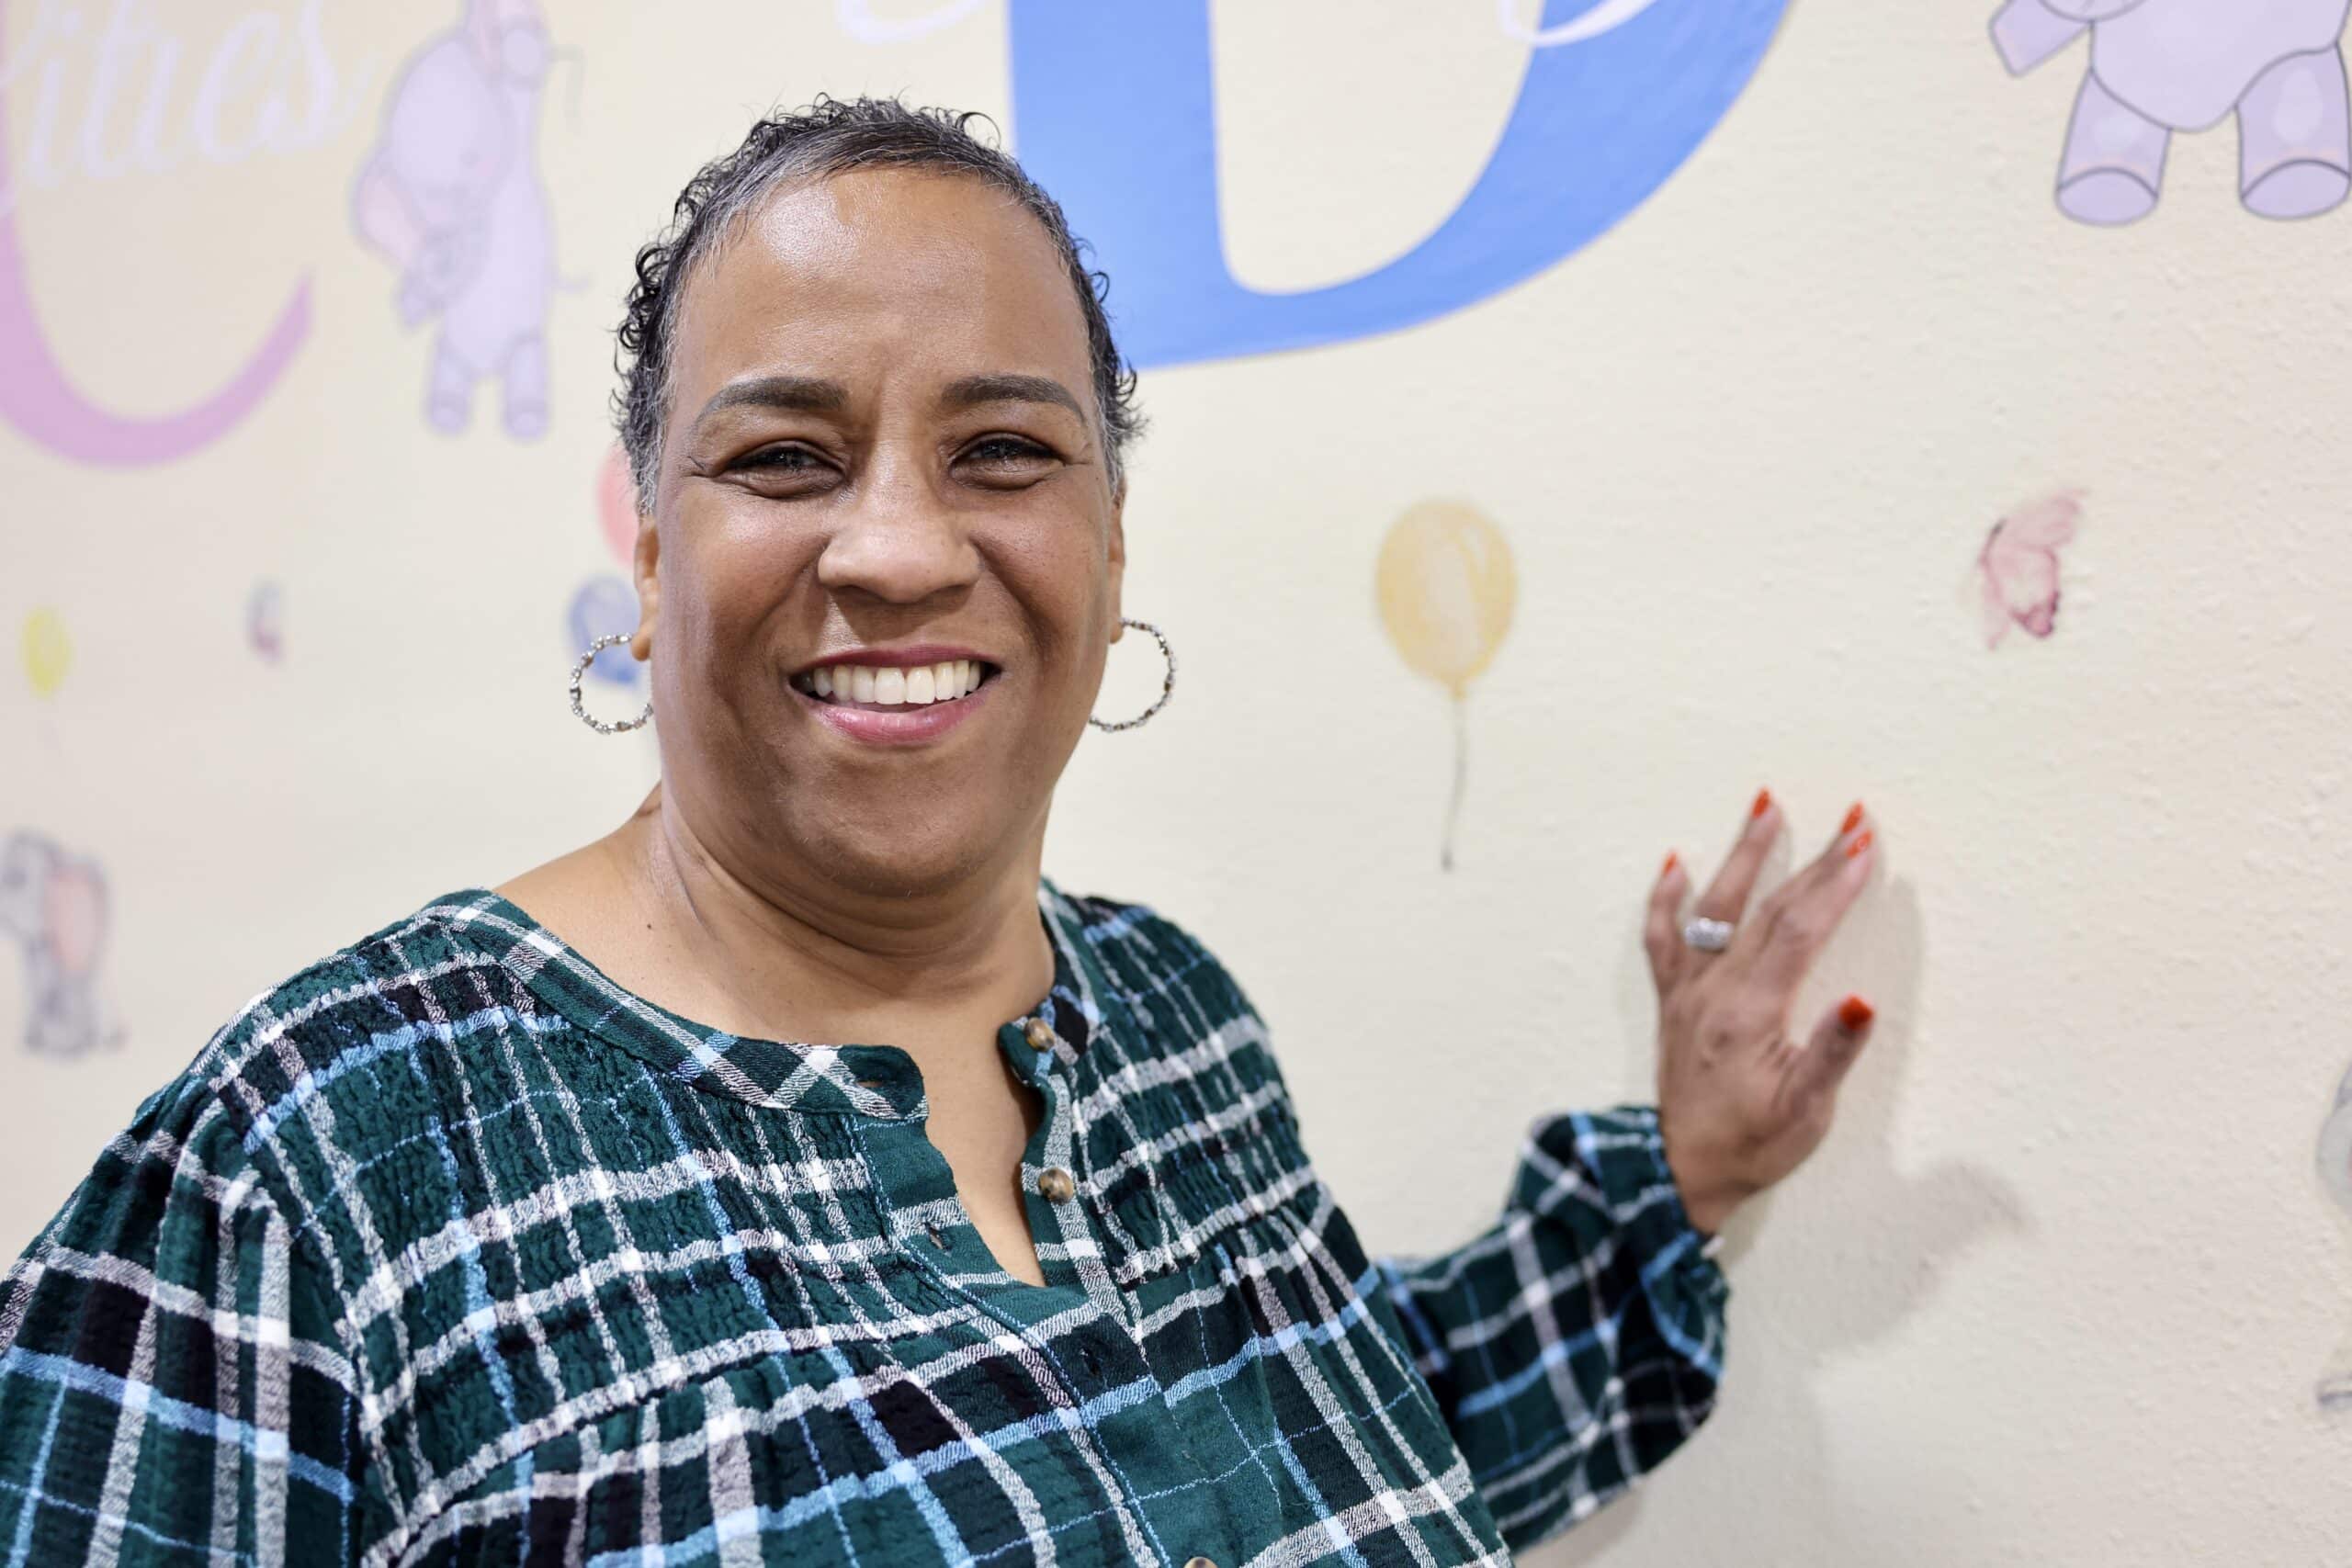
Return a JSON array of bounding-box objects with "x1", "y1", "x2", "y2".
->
[
  {"x1": 569, "y1": 634, "x2": 653, "y2": 735},
  {"x1": 1088, "y1": 617, "x2": 1175, "y2": 732}
]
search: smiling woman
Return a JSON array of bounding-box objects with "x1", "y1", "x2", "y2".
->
[{"x1": 0, "y1": 97, "x2": 1885, "y2": 1567}]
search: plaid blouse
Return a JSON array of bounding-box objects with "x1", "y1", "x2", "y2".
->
[{"x1": 0, "y1": 884, "x2": 1726, "y2": 1565}]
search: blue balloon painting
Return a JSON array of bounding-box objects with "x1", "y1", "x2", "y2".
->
[{"x1": 566, "y1": 575, "x2": 640, "y2": 687}]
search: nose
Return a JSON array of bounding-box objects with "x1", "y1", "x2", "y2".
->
[{"x1": 814, "y1": 452, "x2": 978, "y2": 606}]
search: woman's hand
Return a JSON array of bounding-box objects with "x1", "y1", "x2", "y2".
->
[{"x1": 1643, "y1": 791, "x2": 1881, "y2": 1236}]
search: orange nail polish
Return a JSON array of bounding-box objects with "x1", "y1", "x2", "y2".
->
[
  {"x1": 1838, "y1": 994, "x2": 1875, "y2": 1031},
  {"x1": 1840, "y1": 802, "x2": 1865, "y2": 835},
  {"x1": 1661, "y1": 851, "x2": 1679, "y2": 877},
  {"x1": 1749, "y1": 788, "x2": 1773, "y2": 820},
  {"x1": 1844, "y1": 828, "x2": 1875, "y2": 861}
]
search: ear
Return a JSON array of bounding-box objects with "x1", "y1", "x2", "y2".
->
[
  {"x1": 630, "y1": 502, "x2": 661, "y2": 662},
  {"x1": 1106, "y1": 482, "x2": 1127, "y2": 643}
]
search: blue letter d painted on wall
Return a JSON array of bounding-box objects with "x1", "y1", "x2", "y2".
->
[{"x1": 1010, "y1": 0, "x2": 1787, "y2": 369}]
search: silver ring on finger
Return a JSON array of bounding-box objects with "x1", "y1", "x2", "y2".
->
[{"x1": 1681, "y1": 916, "x2": 1735, "y2": 953}]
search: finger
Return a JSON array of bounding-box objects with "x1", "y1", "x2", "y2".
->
[
  {"x1": 1643, "y1": 851, "x2": 1690, "y2": 998},
  {"x1": 1742, "y1": 808, "x2": 1879, "y2": 993},
  {"x1": 1691, "y1": 788, "x2": 1782, "y2": 929},
  {"x1": 1790, "y1": 993, "x2": 1877, "y2": 1109}
]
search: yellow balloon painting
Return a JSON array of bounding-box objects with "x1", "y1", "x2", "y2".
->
[
  {"x1": 1375, "y1": 500, "x2": 1517, "y2": 871},
  {"x1": 20, "y1": 608, "x2": 70, "y2": 700}
]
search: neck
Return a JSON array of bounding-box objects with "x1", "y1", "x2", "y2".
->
[{"x1": 605, "y1": 784, "x2": 1057, "y2": 1053}]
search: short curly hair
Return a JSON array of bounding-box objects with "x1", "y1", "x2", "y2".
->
[{"x1": 615, "y1": 96, "x2": 1143, "y2": 513}]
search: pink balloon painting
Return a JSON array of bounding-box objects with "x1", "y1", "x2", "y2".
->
[
  {"x1": 1992, "y1": 1, "x2": 2352, "y2": 223},
  {"x1": 597, "y1": 445, "x2": 638, "y2": 565},
  {"x1": 1977, "y1": 491, "x2": 2081, "y2": 647},
  {"x1": 352, "y1": 0, "x2": 560, "y2": 439},
  {"x1": 0, "y1": 831, "x2": 119, "y2": 1057}
]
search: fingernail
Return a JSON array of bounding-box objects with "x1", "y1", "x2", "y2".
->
[
  {"x1": 1844, "y1": 828, "x2": 1874, "y2": 861},
  {"x1": 1661, "y1": 851, "x2": 1679, "y2": 878},
  {"x1": 1749, "y1": 787, "x2": 1773, "y2": 820},
  {"x1": 1838, "y1": 994, "x2": 1875, "y2": 1031},
  {"x1": 1840, "y1": 802, "x2": 1865, "y2": 835}
]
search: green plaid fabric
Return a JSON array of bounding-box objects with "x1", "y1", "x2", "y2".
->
[{"x1": 0, "y1": 884, "x2": 1726, "y2": 1565}]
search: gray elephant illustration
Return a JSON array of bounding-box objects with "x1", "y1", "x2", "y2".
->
[
  {"x1": 353, "y1": 0, "x2": 556, "y2": 438},
  {"x1": 0, "y1": 832, "x2": 117, "y2": 1058},
  {"x1": 1993, "y1": 0, "x2": 2352, "y2": 223}
]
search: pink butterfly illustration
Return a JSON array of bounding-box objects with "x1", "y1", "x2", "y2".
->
[{"x1": 1978, "y1": 491, "x2": 2082, "y2": 647}]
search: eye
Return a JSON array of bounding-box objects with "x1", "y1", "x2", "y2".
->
[
  {"x1": 738, "y1": 444, "x2": 827, "y2": 473},
  {"x1": 955, "y1": 434, "x2": 1060, "y2": 485},
  {"x1": 726, "y1": 442, "x2": 840, "y2": 496}
]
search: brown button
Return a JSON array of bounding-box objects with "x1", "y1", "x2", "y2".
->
[
  {"x1": 1183, "y1": 1558, "x2": 1217, "y2": 1568},
  {"x1": 1036, "y1": 1167, "x2": 1075, "y2": 1203},
  {"x1": 1023, "y1": 1018, "x2": 1055, "y2": 1052}
]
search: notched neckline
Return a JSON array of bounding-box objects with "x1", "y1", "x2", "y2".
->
[{"x1": 429, "y1": 885, "x2": 1094, "y2": 1118}]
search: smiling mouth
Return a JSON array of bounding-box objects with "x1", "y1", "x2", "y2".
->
[{"x1": 789, "y1": 659, "x2": 1000, "y2": 712}]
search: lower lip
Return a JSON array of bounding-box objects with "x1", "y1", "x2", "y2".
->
[{"x1": 797, "y1": 673, "x2": 996, "y2": 747}]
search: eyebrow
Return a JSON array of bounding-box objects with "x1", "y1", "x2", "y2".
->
[
  {"x1": 688, "y1": 370, "x2": 1089, "y2": 440},
  {"x1": 690, "y1": 375, "x2": 849, "y2": 434},
  {"x1": 937, "y1": 373, "x2": 1086, "y2": 422}
]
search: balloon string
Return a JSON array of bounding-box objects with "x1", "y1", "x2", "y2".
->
[{"x1": 1442, "y1": 694, "x2": 1467, "y2": 873}]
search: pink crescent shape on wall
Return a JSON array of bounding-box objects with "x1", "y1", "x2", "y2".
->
[{"x1": 0, "y1": 0, "x2": 310, "y2": 467}]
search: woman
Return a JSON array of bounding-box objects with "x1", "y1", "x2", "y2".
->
[{"x1": 0, "y1": 99, "x2": 1883, "y2": 1566}]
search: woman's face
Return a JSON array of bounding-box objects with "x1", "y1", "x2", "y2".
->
[{"x1": 634, "y1": 168, "x2": 1125, "y2": 900}]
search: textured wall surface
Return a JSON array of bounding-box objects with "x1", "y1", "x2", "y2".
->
[{"x1": 5, "y1": 3, "x2": 2349, "y2": 1562}]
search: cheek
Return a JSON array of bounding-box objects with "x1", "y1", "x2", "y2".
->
[{"x1": 665, "y1": 508, "x2": 821, "y2": 639}]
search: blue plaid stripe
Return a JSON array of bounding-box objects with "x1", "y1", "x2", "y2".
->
[{"x1": 0, "y1": 884, "x2": 1724, "y2": 1564}]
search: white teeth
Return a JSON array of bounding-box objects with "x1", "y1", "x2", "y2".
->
[{"x1": 808, "y1": 660, "x2": 989, "y2": 705}]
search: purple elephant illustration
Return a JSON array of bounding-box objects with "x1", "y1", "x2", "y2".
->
[
  {"x1": 0, "y1": 831, "x2": 119, "y2": 1058},
  {"x1": 1977, "y1": 491, "x2": 2081, "y2": 646},
  {"x1": 1992, "y1": 0, "x2": 2352, "y2": 223},
  {"x1": 353, "y1": 0, "x2": 557, "y2": 439}
]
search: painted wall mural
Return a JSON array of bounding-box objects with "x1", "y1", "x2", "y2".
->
[
  {"x1": 4, "y1": 0, "x2": 1777, "y2": 463},
  {"x1": 2318, "y1": 1060, "x2": 2352, "y2": 1411},
  {"x1": 1977, "y1": 491, "x2": 2082, "y2": 647},
  {"x1": 0, "y1": 0, "x2": 359, "y2": 466},
  {"x1": 1011, "y1": 0, "x2": 1789, "y2": 368},
  {"x1": 0, "y1": 832, "x2": 118, "y2": 1059},
  {"x1": 17, "y1": 607, "x2": 69, "y2": 700},
  {"x1": 1992, "y1": 0, "x2": 2352, "y2": 223},
  {"x1": 245, "y1": 579, "x2": 286, "y2": 664},
  {"x1": 1376, "y1": 501, "x2": 1518, "y2": 872},
  {"x1": 352, "y1": 0, "x2": 559, "y2": 441},
  {"x1": 834, "y1": 0, "x2": 989, "y2": 44}
]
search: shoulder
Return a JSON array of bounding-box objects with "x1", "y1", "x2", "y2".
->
[
  {"x1": 163, "y1": 890, "x2": 546, "y2": 1186},
  {"x1": 1043, "y1": 883, "x2": 1261, "y2": 1019},
  {"x1": 1041, "y1": 881, "x2": 1290, "y2": 1094}
]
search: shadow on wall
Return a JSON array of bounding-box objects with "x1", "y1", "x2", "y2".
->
[{"x1": 1546, "y1": 872, "x2": 2024, "y2": 1562}]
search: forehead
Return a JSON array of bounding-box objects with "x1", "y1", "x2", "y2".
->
[{"x1": 668, "y1": 168, "x2": 1093, "y2": 408}]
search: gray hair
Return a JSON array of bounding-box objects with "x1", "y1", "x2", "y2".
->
[{"x1": 614, "y1": 96, "x2": 1143, "y2": 513}]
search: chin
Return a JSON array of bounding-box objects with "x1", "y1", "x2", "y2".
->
[{"x1": 792, "y1": 816, "x2": 999, "y2": 901}]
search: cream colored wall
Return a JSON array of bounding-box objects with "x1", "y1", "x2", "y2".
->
[{"x1": 6, "y1": 2, "x2": 2350, "y2": 1562}]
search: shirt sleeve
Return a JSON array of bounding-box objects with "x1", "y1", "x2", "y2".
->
[
  {"x1": 1367, "y1": 1104, "x2": 1728, "y2": 1554},
  {"x1": 0, "y1": 1071, "x2": 385, "y2": 1565}
]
